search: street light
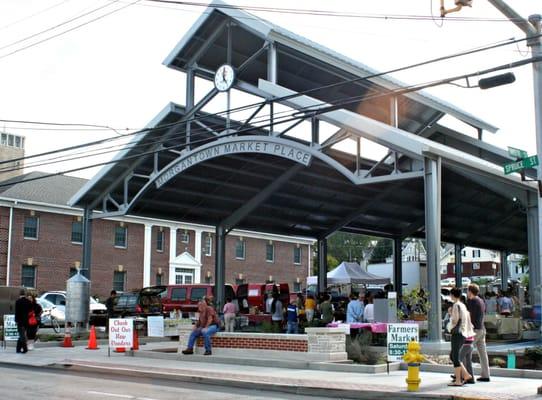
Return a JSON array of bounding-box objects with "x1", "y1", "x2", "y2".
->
[{"x1": 478, "y1": 72, "x2": 516, "y2": 89}]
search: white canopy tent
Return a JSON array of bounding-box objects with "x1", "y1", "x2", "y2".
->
[{"x1": 307, "y1": 261, "x2": 390, "y2": 286}]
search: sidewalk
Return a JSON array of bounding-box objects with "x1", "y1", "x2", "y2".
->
[{"x1": 1, "y1": 341, "x2": 541, "y2": 400}]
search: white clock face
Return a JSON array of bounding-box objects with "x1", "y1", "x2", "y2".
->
[{"x1": 214, "y1": 64, "x2": 235, "y2": 92}]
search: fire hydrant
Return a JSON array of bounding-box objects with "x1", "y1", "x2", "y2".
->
[{"x1": 402, "y1": 341, "x2": 424, "y2": 392}]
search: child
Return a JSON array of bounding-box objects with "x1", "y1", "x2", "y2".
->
[{"x1": 286, "y1": 298, "x2": 298, "y2": 334}]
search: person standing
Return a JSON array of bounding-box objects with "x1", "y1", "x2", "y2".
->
[
  {"x1": 286, "y1": 298, "x2": 298, "y2": 334},
  {"x1": 346, "y1": 292, "x2": 363, "y2": 323},
  {"x1": 15, "y1": 289, "x2": 32, "y2": 354},
  {"x1": 223, "y1": 297, "x2": 236, "y2": 332},
  {"x1": 467, "y1": 283, "x2": 490, "y2": 382},
  {"x1": 26, "y1": 294, "x2": 42, "y2": 350},
  {"x1": 448, "y1": 287, "x2": 474, "y2": 387},
  {"x1": 105, "y1": 290, "x2": 117, "y2": 330},
  {"x1": 319, "y1": 294, "x2": 333, "y2": 325},
  {"x1": 305, "y1": 294, "x2": 316, "y2": 323},
  {"x1": 270, "y1": 293, "x2": 283, "y2": 332},
  {"x1": 364, "y1": 295, "x2": 375, "y2": 323}
]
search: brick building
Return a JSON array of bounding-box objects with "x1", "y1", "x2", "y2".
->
[{"x1": 0, "y1": 172, "x2": 313, "y2": 298}]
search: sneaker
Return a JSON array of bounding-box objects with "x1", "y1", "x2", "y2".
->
[
  {"x1": 181, "y1": 348, "x2": 194, "y2": 355},
  {"x1": 204, "y1": 350, "x2": 212, "y2": 355},
  {"x1": 477, "y1": 377, "x2": 490, "y2": 382},
  {"x1": 28, "y1": 343, "x2": 34, "y2": 351}
]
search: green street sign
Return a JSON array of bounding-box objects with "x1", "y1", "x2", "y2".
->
[
  {"x1": 504, "y1": 155, "x2": 539, "y2": 175},
  {"x1": 508, "y1": 146, "x2": 528, "y2": 160}
]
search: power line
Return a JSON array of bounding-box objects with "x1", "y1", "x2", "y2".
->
[
  {"x1": 1, "y1": 53, "x2": 538, "y2": 180},
  {"x1": 0, "y1": 33, "x2": 537, "y2": 170},
  {"x1": 143, "y1": 0, "x2": 523, "y2": 23},
  {"x1": 0, "y1": 0, "x2": 71, "y2": 32},
  {"x1": 0, "y1": 0, "x2": 141, "y2": 61},
  {"x1": 0, "y1": 1, "x2": 119, "y2": 52}
]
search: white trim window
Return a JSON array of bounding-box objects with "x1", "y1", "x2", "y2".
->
[
  {"x1": 235, "y1": 239, "x2": 245, "y2": 260},
  {"x1": 293, "y1": 246, "x2": 301, "y2": 265},
  {"x1": 156, "y1": 230, "x2": 165, "y2": 252},
  {"x1": 23, "y1": 216, "x2": 39, "y2": 239},
  {"x1": 204, "y1": 235, "x2": 212, "y2": 256},
  {"x1": 266, "y1": 243, "x2": 274, "y2": 263},
  {"x1": 114, "y1": 225, "x2": 127, "y2": 248}
]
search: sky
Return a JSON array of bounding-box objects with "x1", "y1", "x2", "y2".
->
[{"x1": 0, "y1": 0, "x2": 540, "y2": 179}]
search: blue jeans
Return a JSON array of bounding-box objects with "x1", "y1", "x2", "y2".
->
[
  {"x1": 287, "y1": 321, "x2": 298, "y2": 334},
  {"x1": 187, "y1": 325, "x2": 219, "y2": 351}
]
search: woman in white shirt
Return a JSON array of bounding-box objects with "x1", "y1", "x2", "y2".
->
[{"x1": 449, "y1": 287, "x2": 475, "y2": 387}]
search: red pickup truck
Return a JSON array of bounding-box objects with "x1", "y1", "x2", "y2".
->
[{"x1": 160, "y1": 284, "x2": 236, "y2": 317}]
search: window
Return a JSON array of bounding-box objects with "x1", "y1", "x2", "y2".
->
[
  {"x1": 190, "y1": 288, "x2": 207, "y2": 302},
  {"x1": 8, "y1": 134, "x2": 13, "y2": 146},
  {"x1": 15, "y1": 136, "x2": 21, "y2": 148},
  {"x1": 266, "y1": 243, "x2": 274, "y2": 263},
  {"x1": 472, "y1": 249, "x2": 481, "y2": 258},
  {"x1": 235, "y1": 239, "x2": 245, "y2": 260},
  {"x1": 473, "y1": 262, "x2": 480, "y2": 270},
  {"x1": 113, "y1": 271, "x2": 126, "y2": 292},
  {"x1": 21, "y1": 265, "x2": 36, "y2": 288},
  {"x1": 114, "y1": 226, "x2": 127, "y2": 248},
  {"x1": 156, "y1": 230, "x2": 164, "y2": 252},
  {"x1": 204, "y1": 235, "x2": 212, "y2": 256},
  {"x1": 171, "y1": 288, "x2": 187, "y2": 301},
  {"x1": 1, "y1": 133, "x2": 6, "y2": 145},
  {"x1": 180, "y1": 231, "x2": 190, "y2": 243},
  {"x1": 23, "y1": 216, "x2": 38, "y2": 239},
  {"x1": 71, "y1": 221, "x2": 83, "y2": 243},
  {"x1": 156, "y1": 273, "x2": 162, "y2": 286},
  {"x1": 293, "y1": 246, "x2": 301, "y2": 264},
  {"x1": 293, "y1": 282, "x2": 301, "y2": 292}
]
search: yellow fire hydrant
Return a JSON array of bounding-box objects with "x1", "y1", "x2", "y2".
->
[{"x1": 402, "y1": 341, "x2": 425, "y2": 392}]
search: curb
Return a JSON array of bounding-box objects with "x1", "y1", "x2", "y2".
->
[{"x1": 56, "y1": 361, "x2": 461, "y2": 400}]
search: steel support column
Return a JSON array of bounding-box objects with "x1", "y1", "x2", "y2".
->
[
  {"x1": 393, "y1": 238, "x2": 403, "y2": 297},
  {"x1": 317, "y1": 239, "x2": 327, "y2": 294},
  {"x1": 424, "y1": 157, "x2": 442, "y2": 341},
  {"x1": 454, "y1": 244, "x2": 462, "y2": 288},
  {"x1": 186, "y1": 68, "x2": 195, "y2": 148},
  {"x1": 215, "y1": 225, "x2": 226, "y2": 312},
  {"x1": 82, "y1": 207, "x2": 93, "y2": 280},
  {"x1": 500, "y1": 251, "x2": 509, "y2": 292},
  {"x1": 527, "y1": 195, "x2": 540, "y2": 305}
]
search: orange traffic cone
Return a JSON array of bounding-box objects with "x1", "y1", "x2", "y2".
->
[
  {"x1": 61, "y1": 324, "x2": 74, "y2": 348},
  {"x1": 132, "y1": 330, "x2": 139, "y2": 351},
  {"x1": 86, "y1": 325, "x2": 99, "y2": 350}
]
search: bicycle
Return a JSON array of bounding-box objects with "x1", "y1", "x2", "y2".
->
[{"x1": 41, "y1": 309, "x2": 61, "y2": 333}]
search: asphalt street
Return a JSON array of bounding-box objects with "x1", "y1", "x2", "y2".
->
[{"x1": 0, "y1": 365, "x2": 335, "y2": 400}]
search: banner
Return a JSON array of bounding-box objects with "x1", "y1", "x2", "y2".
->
[
  {"x1": 387, "y1": 323, "x2": 419, "y2": 362},
  {"x1": 108, "y1": 318, "x2": 133, "y2": 348}
]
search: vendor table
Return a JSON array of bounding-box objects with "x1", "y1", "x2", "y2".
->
[{"x1": 327, "y1": 322, "x2": 388, "y2": 333}]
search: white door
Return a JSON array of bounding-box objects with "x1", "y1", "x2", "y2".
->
[{"x1": 175, "y1": 268, "x2": 194, "y2": 284}]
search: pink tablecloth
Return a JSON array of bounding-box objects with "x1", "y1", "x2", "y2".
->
[{"x1": 327, "y1": 322, "x2": 388, "y2": 333}]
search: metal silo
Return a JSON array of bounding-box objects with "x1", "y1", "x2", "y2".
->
[{"x1": 66, "y1": 271, "x2": 90, "y2": 327}]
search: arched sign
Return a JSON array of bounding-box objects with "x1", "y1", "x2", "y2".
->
[{"x1": 155, "y1": 136, "x2": 313, "y2": 189}]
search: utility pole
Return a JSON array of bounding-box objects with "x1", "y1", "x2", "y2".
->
[{"x1": 486, "y1": 0, "x2": 542, "y2": 311}]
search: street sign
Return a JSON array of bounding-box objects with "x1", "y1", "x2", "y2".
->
[
  {"x1": 387, "y1": 323, "x2": 419, "y2": 362},
  {"x1": 504, "y1": 155, "x2": 539, "y2": 175},
  {"x1": 508, "y1": 146, "x2": 528, "y2": 160}
]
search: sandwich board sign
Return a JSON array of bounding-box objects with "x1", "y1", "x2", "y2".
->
[
  {"x1": 3, "y1": 315, "x2": 18, "y2": 341},
  {"x1": 108, "y1": 318, "x2": 133, "y2": 348},
  {"x1": 387, "y1": 323, "x2": 419, "y2": 362}
]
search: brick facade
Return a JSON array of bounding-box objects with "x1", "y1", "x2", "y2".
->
[
  {"x1": 0, "y1": 205, "x2": 312, "y2": 298},
  {"x1": 443, "y1": 261, "x2": 500, "y2": 279},
  {"x1": 195, "y1": 336, "x2": 308, "y2": 352}
]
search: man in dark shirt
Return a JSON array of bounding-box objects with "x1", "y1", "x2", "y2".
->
[
  {"x1": 467, "y1": 283, "x2": 490, "y2": 382},
  {"x1": 14, "y1": 289, "x2": 32, "y2": 354}
]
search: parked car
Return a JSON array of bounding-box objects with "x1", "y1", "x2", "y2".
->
[
  {"x1": 160, "y1": 284, "x2": 236, "y2": 317},
  {"x1": 38, "y1": 290, "x2": 107, "y2": 324},
  {"x1": 236, "y1": 283, "x2": 289, "y2": 314},
  {"x1": 37, "y1": 298, "x2": 65, "y2": 327},
  {"x1": 112, "y1": 287, "x2": 163, "y2": 318}
]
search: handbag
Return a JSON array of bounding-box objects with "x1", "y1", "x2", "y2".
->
[
  {"x1": 28, "y1": 310, "x2": 38, "y2": 326},
  {"x1": 451, "y1": 318, "x2": 461, "y2": 335}
]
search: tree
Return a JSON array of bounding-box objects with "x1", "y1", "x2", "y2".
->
[
  {"x1": 368, "y1": 239, "x2": 393, "y2": 263},
  {"x1": 326, "y1": 232, "x2": 375, "y2": 266}
]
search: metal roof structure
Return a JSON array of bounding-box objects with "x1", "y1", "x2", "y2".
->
[{"x1": 68, "y1": 1, "x2": 539, "y2": 340}]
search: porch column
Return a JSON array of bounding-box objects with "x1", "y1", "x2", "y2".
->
[
  {"x1": 143, "y1": 224, "x2": 152, "y2": 287},
  {"x1": 215, "y1": 225, "x2": 226, "y2": 312},
  {"x1": 82, "y1": 207, "x2": 93, "y2": 280},
  {"x1": 454, "y1": 244, "x2": 462, "y2": 288},
  {"x1": 168, "y1": 227, "x2": 178, "y2": 284},
  {"x1": 194, "y1": 228, "x2": 203, "y2": 283},
  {"x1": 500, "y1": 251, "x2": 509, "y2": 292},
  {"x1": 424, "y1": 156, "x2": 442, "y2": 342},
  {"x1": 393, "y1": 238, "x2": 403, "y2": 297},
  {"x1": 317, "y1": 238, "x2": 328, "y2": 294}
]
